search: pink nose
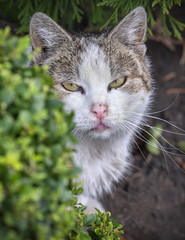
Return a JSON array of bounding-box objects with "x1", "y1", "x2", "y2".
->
[{"x1": 91, "y1": 104, "x2": 108, "y2": 120}]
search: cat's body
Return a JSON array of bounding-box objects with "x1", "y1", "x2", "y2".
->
[{"x1": 30, "y1": 7, "x2": 152, "y2": 212}]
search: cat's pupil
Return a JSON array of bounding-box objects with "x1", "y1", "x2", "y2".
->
[
  {"x1": 114, "y1": 79, "x2": 119, "y2": 83},
  {"x1": 108, "y1": 85, "x2": 112, "y2": 92},
  {"x1": 79, "y1": 86, "x2": 85, "y2": 95}
]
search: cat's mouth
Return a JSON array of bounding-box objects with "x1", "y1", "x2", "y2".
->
[{"x1": 93, "y1": 123, "x2": 109, "y2": 132}]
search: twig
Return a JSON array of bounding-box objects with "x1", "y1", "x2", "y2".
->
[
  {"x1": 166, "y1": 88, "x2": 185, "y2": 95},
  {"x1": 162, "y1": 72, "x2": 176, "y2": 81}
]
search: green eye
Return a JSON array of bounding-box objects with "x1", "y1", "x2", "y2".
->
[
  {"x1": 62, "y1": 82, "x2": 81, "y2": 92},
  {"x1": 108, "y1": 77, "x2": 127, "y2": 91}
]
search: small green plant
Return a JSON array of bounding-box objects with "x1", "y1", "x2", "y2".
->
[
  {"x1": 0, "y1": 27, "x2": 123, "y2": 239},
  {"x1": 71, "y1": 204, "x2": 123, "y2": 239}
]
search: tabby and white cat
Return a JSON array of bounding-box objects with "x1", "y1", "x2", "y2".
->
[{"x1": 30, "y1": 7, "x2": 151, "y2": 212}]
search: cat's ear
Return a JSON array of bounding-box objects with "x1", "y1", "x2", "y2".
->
[
  {"x1": 30, "y1": 12, "x2": 72, "y2": 64},
  {"x1": 108, "y1": 7, "x2": 147, "y2": 56}
]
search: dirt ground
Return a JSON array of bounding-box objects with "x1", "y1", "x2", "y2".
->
[{"x1": 102, "y1": 40, "x2": 185, "y2": 240}]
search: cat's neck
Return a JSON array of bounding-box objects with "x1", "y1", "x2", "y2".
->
[
  {"x1": 75, "y1": 135, "x2": 129, "y2": 160},
  {"x1": 73, "y1": 134, "x2": 132, "y2": 196}
]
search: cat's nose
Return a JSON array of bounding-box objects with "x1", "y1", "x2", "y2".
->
[{"x1": 91, "y1": 104, "x2": 108, "y2": 120}]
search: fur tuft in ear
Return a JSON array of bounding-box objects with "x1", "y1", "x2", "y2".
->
[
  {"x1": 108, "y1": 7, "x2": 147, "y2": 56},
  {"x1": 30, "y1": 12, "x2": 72, "y2": 64}
]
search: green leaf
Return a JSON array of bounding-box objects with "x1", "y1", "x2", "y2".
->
[
  {"x1": 146, "y1": 139, "x2": 160, "y2": 155},
  {"x1": 83, "y1": 214, "x2": 96, "y2": 227},
  {"x1": 73, "y1": 186, "x2": 84, "y2": 195},
  {"x1": 77, "y1": 205, "x2": 87, "y2": 212},
  {"x1": 150, "y1": 124, "x2": 163, "y2": 139},
  {"x1": 152, "y1": 0, "x2": 160, "y2": 7}
]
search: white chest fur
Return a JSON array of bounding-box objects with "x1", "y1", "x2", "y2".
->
[{"x1": 74, "y1": 135, "x2": 131, "y2": 197}]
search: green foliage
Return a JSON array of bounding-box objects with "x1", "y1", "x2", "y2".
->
[
  {"x1": 72, "y1": 206, "x2": 123, "y2": 240},
  {"x1": 146, "y1": 124, "x2": 163, "y2": 155},
  {"x1": 97, "y1": 0, "x2": 185, "y2": 39},
  {"x1": 0, "y1": 0, "x2": 184, "y2": 38},
  {"x1": 0, "y1": 27, "x2": 123, "y2": 239},
  {"x1": 90, "y1": 210, "x2": 123, "y2": 240},
  {"x1": 0, "y1": 26, "x2": 77, "y2": 240}
]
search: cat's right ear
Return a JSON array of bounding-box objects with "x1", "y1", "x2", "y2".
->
[
  {"x1": 30, "y1": 12, "x2": 72, "y2": 64},
  {"x1": 107, "y1": 7, "x2": 147, "y2": 56}
]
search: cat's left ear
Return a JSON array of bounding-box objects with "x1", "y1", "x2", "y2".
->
[
  {"x1": 30, "y1": 12, "x2": 73, "y2": 65},
  {"x1": 108, "y1": 7, "x2": 147, "y2": 56}
]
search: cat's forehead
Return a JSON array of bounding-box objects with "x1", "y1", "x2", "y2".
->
[
  {"x1": 78, "y1": 37, "x2": 143, "y2": 80},
  {"x1": 49, "y1": 35, "x2": 145, "y2": 86},
  {"x1": 77, "y1": 39, "x2": 111, "y2": 85}
]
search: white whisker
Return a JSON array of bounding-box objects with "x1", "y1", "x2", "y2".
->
[
  {"x1": 124, "y1": 120, "x2": 185, "y2": 173},
  {"x1": 146, "y1": 94, "x2": 179, "y2": 115},
  {"x1": 123, "y1": 124, "x2": 153, "y2": 168}
]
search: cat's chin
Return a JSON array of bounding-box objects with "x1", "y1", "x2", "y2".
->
[
  {"x1": 87, "y1": 124, "x2": 114, "y2": 139},
  {"x1": 93, "y1": 123, "x2": 109, "y2": 132},
  {"x1": 90, "y1": 130, "x2": 111, "y2": 139},
  {"x1": 74, "y1": 125, "x2": 112, "y2": 139}
]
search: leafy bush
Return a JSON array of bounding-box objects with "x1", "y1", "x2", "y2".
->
[
  {"x1": 0, "y1": 28, "x2": 123, "y2": 239},
  {"x1": 0, "y1": 0, "x2": 184, "y2": 38},
  {"x1": 0, "y1": 27, "x2": 78, "y2": 239}
]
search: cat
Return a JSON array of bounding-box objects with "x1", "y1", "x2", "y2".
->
[{"x1": 30, "y1": 6, "x2": 152, "y2": 213}]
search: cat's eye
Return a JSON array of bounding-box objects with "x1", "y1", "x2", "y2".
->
[
  {"x1": 61, "y1": 82, "x2": 82, "y2": 92},
  {"x1": 108, "y1": 77, "x2": 127, "y2": 91}
]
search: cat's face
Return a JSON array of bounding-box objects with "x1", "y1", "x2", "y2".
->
[{"x1": 30, "y1": 7, "x2": 151, "y2": 140}]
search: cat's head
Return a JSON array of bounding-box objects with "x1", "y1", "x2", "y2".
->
[{"x1": 30, "y1": 7, "x2": 151, "y2": 140}]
